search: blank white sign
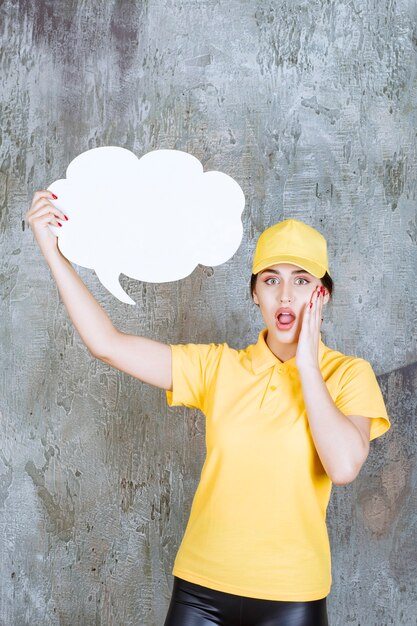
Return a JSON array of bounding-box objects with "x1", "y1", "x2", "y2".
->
[{"x1": 47, "y1": 147, "x2": 245, "y2": 305}]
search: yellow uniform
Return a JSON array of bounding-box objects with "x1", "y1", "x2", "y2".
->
[{"x1": 165, "y1": 328, "x2": 391, "y2": 601}]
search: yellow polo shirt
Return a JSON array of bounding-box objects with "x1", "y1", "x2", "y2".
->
[{"x1": 166, "y1": 328, "x2": 391, "y2": 601}]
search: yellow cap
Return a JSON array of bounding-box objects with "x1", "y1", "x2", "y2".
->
[{"x1": 252, "y1": 218, "x2": 330, "y2": 278}]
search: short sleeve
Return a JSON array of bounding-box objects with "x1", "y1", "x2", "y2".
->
[
  {"x1": 334, "y1": 358, "x2": 391, "y2": 442},
  {"x1": 166, "y1": 342, "x2": 224, "y2": 411}
]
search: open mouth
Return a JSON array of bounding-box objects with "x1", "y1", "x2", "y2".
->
[{"x1": 276, "y1": 313, "x2": 296, "y2": 330}]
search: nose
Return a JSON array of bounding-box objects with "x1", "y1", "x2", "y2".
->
[{"x1": 279, "y1": 283, "x2": 294, "y2": 302}]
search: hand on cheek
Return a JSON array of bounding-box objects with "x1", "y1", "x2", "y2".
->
[{"x1": 296, "y1": 285, "x2": 326, "y2": 372}]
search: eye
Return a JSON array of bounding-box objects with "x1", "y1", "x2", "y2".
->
[{"x1": 264, "y1": 277, "x2": 310, "y2": 285}]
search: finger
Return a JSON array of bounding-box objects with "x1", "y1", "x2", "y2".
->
[
  {"x1": 315, "y1": 287, "x2": 321, "y2": 326},
  {"x1": 311, "y1": 285, "x2": 321, "y2": 310},
  {"x1": 318, "y1": 289, "x2": 325, "y2": 326},
  {"x1": 27, "y1": 204, "x2": 65, "y2": 228},
  {"x1": 29, "y1": 189, "x2": 53, "y2": 207},
  {"x1": 38, "y1": 212, "x2": 63, "y2": 228},
  {"x1": 306, "y1": 286, "x2": 319, "y2": 334},
  {"x1": 27, "y1": 199, "x2": 66, "y2": 225},
  {"x1": 312, "y1": 286, "x2": 323, "y2": 329},
  {"x1": 26, "y1": 195, "x2": 56, "y2": 219},
  {"x1": 317, "y1": 286, "x2": 324, "y2": 315},
  {"x1": 27, "y1": 189, "x2": 55, "y2": 211},
  {"x1": 26, "y1": 190, "x2": 59, "y2": 219},
  {"x1": 308, "y1": 285, "x2": 320, "y2": 310}
]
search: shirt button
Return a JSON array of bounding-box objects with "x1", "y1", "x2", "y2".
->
[
  {"x1": 270, "y1": 385, "x2": 277, "y2": 391},
  {"x1": 279, "y1": 366, "x2": 286, "y2": 374}
]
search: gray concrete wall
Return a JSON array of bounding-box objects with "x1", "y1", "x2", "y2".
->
[{"x1": 1, "y1": 0, "x2": 416, "y2": 624}]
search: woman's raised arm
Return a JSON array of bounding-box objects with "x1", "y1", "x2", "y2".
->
[
  {"x1": 25, "y1": 189, "x2": 172, "y2": 392},
  {"x1": 98, "y1": 331, "x2": 172, "y2": 391}
]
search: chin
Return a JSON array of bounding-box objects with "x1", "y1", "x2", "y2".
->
[{"x1": 270, "y1": 320, "x2": 299, "y2": 339}]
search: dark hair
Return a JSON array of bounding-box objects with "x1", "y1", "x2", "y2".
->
[{"x1": 250, "y1": 271, "x2": 333, "y2": 305}]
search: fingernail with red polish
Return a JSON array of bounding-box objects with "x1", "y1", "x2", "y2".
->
[
  {"x1": 51, "y1": 193, "x2": 58, "y2": 199},
  {"x1": 64, "y1": 215, "x2": 68, "y2": 220},
  {"x1": 58, "y1": 222, "x2": 62, "y2": 227}
]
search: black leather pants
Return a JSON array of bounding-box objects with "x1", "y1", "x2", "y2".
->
[{"x1": 164, "y1": 576, "x2": 329, "y2": 626}]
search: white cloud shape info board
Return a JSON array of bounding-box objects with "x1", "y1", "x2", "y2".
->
[{"x1": 47, "y1": 147, "x2": 245, "y2": 305}]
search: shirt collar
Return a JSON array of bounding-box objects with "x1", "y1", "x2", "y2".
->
[{"x1": 250, "y1": 327, "x2": 327, "y2": 374}]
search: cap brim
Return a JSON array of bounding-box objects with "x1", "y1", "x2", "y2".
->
[{"x1": 252, "y1": 255, "x2": 328, "y2": 278}]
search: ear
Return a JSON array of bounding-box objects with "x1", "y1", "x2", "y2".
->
[{"x1": 252, "y1": 289, "x2": 259, "y2": 306}]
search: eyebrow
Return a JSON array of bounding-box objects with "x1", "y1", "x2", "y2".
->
[{"x1": 259, "y1": 269, "x2": 312, "y2": 276}]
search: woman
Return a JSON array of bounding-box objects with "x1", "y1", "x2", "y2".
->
[{"x1": 26, "y1": 191, "x2": 391, "y2": 626}]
